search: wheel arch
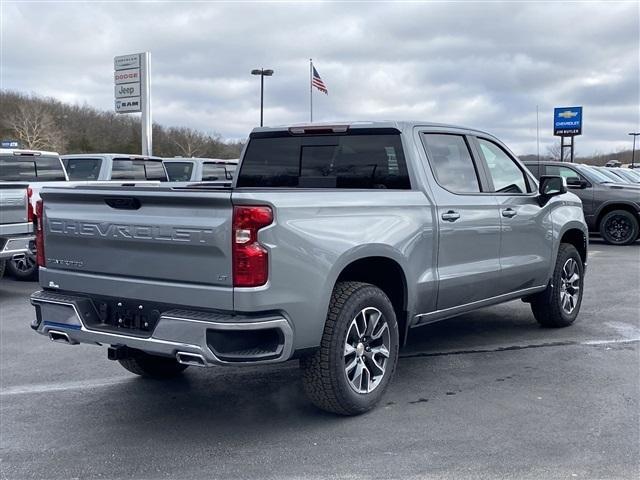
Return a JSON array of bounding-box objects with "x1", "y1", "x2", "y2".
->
[
  {"x1": 329, "y1": 249, "x2": 411, "y2": 345},
  {"x1": 595, "y1": 202, "x2": 640, "y2": 228}
]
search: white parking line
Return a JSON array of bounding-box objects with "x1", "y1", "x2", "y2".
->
[{"x1": 1, "y1": 377, "x2": 130, "y2": 397}]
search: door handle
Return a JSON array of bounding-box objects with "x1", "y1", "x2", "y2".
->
[
  {"x1": 501, "y1": 208, "x2": 517, "y2": 218},
  {"x1": 441, "y1": 210, "x2": 460, "y2": 222}
]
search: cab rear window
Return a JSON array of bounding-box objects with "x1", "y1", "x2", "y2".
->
[
  {"x1": 237, "y1": 132, "x2": 411, "y2": 189},
  {"x1": 111, "y1": 159, "x2": 167, "y2": 181},
  {"x1": 0, "y1": 155, "x2": 66, "y2": 181}
]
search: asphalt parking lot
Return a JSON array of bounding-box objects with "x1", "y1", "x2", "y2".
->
[{"x1": 1, "y1": 240, "x2": 638, "y2": 480}]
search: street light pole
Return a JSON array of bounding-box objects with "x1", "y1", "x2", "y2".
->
[
  {"x1": 251, "y1": 68, "x2": 274, "y2": 127},
  {"x1": 629, "y1": 132, "x2": 640, "y2": 168}
]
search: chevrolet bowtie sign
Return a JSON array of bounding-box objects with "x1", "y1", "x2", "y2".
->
[{"x1": 554, "y1": 106, "x2": 583, "y2": 136}]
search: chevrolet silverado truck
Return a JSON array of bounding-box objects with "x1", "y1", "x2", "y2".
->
[
  {"x1": 0, "y1": 183, "x2": 30, "y2": 279},
  {"x1": 30, "y1": 122, "x2": 588, "y2": 415}
]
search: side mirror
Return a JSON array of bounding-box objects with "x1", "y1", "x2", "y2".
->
[
  {"x1": 566, "y1": 176, "x2": 588, "y2": 189},
  {"x1": 539, "y1": 175, "x2": 567, "y2": 199}
]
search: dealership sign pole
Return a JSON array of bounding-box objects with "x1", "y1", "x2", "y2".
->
[
  {"x1": 553, "y1": 106, "x2": 582, "y2": 163},
  {"x1": 114, "y1": 52, "x2": 152, "y2": 156}
]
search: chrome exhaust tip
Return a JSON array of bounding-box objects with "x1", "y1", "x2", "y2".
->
[
  {"x1": 48, "y1": 330, "x2": 75, "y2": 345},
  {"x1": 176, "y1": 351, "x2": 207, "y2": 367}
]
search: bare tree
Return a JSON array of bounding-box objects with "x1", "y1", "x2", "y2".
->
[
  {"x1": 170, "y1": 127, "x2": 209, "y2": 158},
  {"x1": 546, "y1": 142, "x2": 562, "y2": 161},
  {"x1": 5, "y1": 102, "x2": 65, "y2": 151}
]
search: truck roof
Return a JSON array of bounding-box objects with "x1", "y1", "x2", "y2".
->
[
  {"x1": 163, "y1": 157, "x2": 239, "y2": 164},
  {"x1": 61, "y1": 153, "x2": 163, "y2": 160},
  {"x1": 0, "y1": 148, "x2": 60, "y2": 156},
  {"x1": 250, "y1": 120, "x2": 495, "y2": 138}
]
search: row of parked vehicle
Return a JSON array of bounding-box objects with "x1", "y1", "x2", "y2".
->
[{"x1": 0, "y1": 149, "x2": 238, "y2": 280}]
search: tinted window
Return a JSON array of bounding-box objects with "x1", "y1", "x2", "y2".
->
[
  {"x1": 111, "y1": 159, "x2": 167, "y2": 181},
  {"x1": 63, "y1": 158, "x2": 102, "y2": 180},
  {"x1": 164, "y1": 162, "x2": 194, "y2": 181},
  {"x1": 202, "y1": 163, "x2": 233, "y2": 181},
  {"x1": 237, "y1": 133, "x2": 410, "y2": 189},
  {"x1": 0, "y1": 155, "x2": 65, "y2": 181},
  {"x1": 478, "y1": 139, "x2": 529, "y2": 193},
  {"x1": 544, "y1": 165, "x2": 583, "y2": 182},
  {"x1": 422, "y1": 134, "x2": 480, "y2": 193}
]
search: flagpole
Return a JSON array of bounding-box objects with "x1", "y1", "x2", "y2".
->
[{"x1": 309, "y1": 58, "x2": 313, "y2": 123}]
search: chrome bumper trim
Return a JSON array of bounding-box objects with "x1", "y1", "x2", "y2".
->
[
  {"x1": 0, "y1": 235, "x2": 33, "y2": 260},
  {"x1": 30, "y1": 291, "x2": 294, "y2": 366}
]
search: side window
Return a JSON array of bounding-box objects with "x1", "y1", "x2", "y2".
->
[
  {"x1": 65, "y1": 159, "x2": 102, "y2": 180},
  {"x1": 421, "y1": 133, "x2": 481, "y2": 193},
  {"x1": 544, "y1": 165, "x2": 582, "y2": 181},
  {"x1": 478, "y1": 139, "x2": 529, "y2": 194}
]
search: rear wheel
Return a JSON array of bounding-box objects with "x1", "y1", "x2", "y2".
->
[
  {"x1": 530, "y1": 244, "x2": 584, "y2": 327},
  {"x1": 599, "y1": 210, "x2": 639, "y2": 245},
  {"x1": 7, "y1": 254, "x2": 38, "y2": 281},
  {"x1": 300, "y1": 281, "x2": 399, "y2": 415},
  {"x1": 118, "y1": 352, "x2": 188, "y2": 379}
]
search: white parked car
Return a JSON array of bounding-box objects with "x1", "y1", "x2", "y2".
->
[{"x1": 163, "y1": 157, "x2": 238, "y2": 183}]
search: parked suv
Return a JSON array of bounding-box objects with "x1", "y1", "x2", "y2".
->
[
  {"x1": 31, "y1": 122, "x2": 588, "y2": 415},
  {"x1": 525, "y1": 161, "x2": 640, "y2": 245}
]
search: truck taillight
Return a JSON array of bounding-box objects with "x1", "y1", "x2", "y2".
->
[
  {"x1": 34, "y1": 200, "x2": 45, "y2": 267},
  {"x1": 232, "y1": 205, "x2": 273, "y2": 287},
  {"x1": 27, "y1": 187, "x2": 34, "y2": 222}
]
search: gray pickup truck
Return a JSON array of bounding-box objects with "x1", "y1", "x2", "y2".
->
[
  {"x1": 30, "y1": 122, "x2": 588, "y2": 415},
  {"x1": 0, "y1": 184, "x2": 30, "y2": 279}
]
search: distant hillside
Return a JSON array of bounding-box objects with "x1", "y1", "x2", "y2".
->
[{"x1": 0, "y1": 91, "x2": 244, "y2": 158}]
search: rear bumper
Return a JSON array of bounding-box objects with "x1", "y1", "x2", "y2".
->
[
  {"x1": 30, "y1": 290, "x2": 294, "y2": 366},
  {"x1": 0, "y1": 235, "x2": 33, "y2": 260}
]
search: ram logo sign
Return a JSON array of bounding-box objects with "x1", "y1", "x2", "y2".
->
[{"x1": 554, "y1": 106, "x2": 583, "y2": 136}]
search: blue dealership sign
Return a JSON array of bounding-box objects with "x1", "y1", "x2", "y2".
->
[
  {"x1": 1, "y1": 140, "x2": 20, "y2": 148},
  {"x1": 554, "y1": 106, "x2": 582, "y2": 136}
]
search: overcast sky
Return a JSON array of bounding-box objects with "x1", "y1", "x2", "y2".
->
[{"x1": 1, "y1": 1, "x2": 639, "y2": 155}]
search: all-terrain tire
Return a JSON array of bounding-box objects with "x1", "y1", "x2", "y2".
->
[
  {"x1": 300, "y1": 281, "x2": 399, "y2": 415},
  {"x1": 530, "y1": 243, "x2": 584, "y2": 328},
  {"x1": 118, "y1": 352, "x2": 188, "y2": 379},
  {"x1": 7, "y1": 254, "x2": 38, "y2": 281}
]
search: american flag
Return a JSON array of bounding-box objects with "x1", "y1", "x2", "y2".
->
[{"x1": 312, "y1": 66, "x2": 328, "y2": 94}]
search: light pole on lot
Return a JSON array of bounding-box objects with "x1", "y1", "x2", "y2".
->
[
  {"x1": 251, "y1": 68, "x2": 274, "y2": 127},
  {"x1": 629, "y1": 132, "x2": 640, "y2": 168}
]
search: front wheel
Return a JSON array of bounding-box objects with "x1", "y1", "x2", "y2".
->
[
  {"x1": 599, "y1": 210, "x2": 639, "y2": 245},
  {"x1": 530, "y1": 243, "x2": 584, "y2": 327},
  {"x1": 300, "y1": 281, "x2": 399, "y2": 415}
]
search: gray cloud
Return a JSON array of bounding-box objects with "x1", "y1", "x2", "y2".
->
[{"x1": 1, "y1": 1, "x2": 638, "y2": 156}]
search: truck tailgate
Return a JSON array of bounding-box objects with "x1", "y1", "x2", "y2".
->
[
  {"x1": 40, "y1": 186, "x2": 233, "y2": 310},
  {"x1": 0, "y1": 184, "x2": 29, "y2": 235}
]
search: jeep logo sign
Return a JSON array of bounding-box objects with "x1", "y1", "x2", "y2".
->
[{"x1": 114, "y1": 83, "x2": 141, "y2": 99}]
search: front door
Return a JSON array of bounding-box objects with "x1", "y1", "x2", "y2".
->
[
  {"x1": 475, "y1": 137, "x2": 552, "y2": 294},
  {"x1": 420, "y1": 132, "x2": 503, "y2": 310}
]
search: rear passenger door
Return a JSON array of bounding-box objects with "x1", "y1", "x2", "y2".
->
[
  {"x1": 420, "y1": 132, "x2": 503, "y2": 310},
  {"x1": 474, "y1": 137, "x2": 552, "y2": 294}
]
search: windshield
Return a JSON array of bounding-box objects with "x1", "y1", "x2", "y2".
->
[
  {"x1": 164, "y1": 162, "x2": 194, "y2": 181},
  {"x1": 575, "y1": 165, "x2": 615, "y2": 184},
  {"x1": 594, "y1": 167, "x2": 630, "y2": 183}
]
